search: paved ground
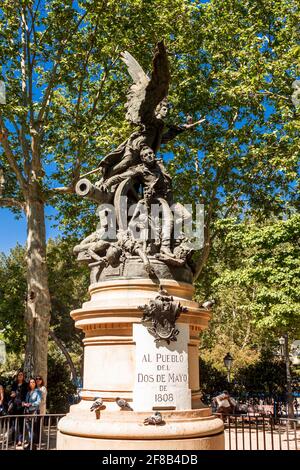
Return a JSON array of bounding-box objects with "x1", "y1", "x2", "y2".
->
[{"x1": 1, "y1": 429, "x2": 57, "y2": 450}]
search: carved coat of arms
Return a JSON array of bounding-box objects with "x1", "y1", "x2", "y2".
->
[{"x1": 139, "y1": 286, "x2": 188, "y2": 344}]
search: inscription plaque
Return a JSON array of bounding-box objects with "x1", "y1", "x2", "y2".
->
[{"x1": 133, "y1": 323, "x2": 191, "y2": 411}]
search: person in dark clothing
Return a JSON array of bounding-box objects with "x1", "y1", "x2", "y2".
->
[
  {"x1": 10, "y1": 370, "x2": 28, "y2": 412},
  {"x1": 9, "y1": 369, "x2": 28, "y2": 446}
]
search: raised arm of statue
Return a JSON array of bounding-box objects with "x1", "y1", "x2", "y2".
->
[
  {"x1": 161, "y1": 124, "x2": 185, "y2": 144},
  {"x1": 161, "y1": 118, "x2": 206, "y2": 145}
]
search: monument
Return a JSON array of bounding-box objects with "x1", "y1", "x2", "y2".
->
[{"x1": 57, "y1": 41, "x2": 224, "y2": 450}]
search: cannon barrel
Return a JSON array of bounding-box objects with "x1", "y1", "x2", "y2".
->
[{"x1": 75, "y1": 178, "x2": 107, "y2": 203}]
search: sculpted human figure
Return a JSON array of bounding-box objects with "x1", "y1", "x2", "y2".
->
[
  {"x1": 74, "y1": 41, "x2": 202, "y2": 280},
  {"x1": 116, "y1": 230, "x2": 154, "y2": 275},
  {"x1": 73, "y1": 205, "x2": 115, "y2": 262},
  {"x1": 97, "y1": 101, "x2": 187, "y2": 182},
  {"x1": 100, "y1": 146, "x2": 170, "y2": 202},
  {"x1": 90, "y1": 42, "x2": 203, "y2": 187},
  {"x1": 99, "y1": 146, "x2": 175, "y2": 258}
]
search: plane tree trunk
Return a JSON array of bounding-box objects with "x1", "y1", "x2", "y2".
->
[{"x1": 23, "y1": 186, "x2": 51, "y2": 382}]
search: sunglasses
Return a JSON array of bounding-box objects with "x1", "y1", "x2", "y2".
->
[{"x1": 35, "y1": 377, "x2": 42, "y2": 380}]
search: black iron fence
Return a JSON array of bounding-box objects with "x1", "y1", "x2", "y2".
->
[
  {"x1": 215, "y1": 413, "x2": 300, "y2": 450},
  {"x1": 0, "y1": 414, "x2": 65, "y2": 450}
]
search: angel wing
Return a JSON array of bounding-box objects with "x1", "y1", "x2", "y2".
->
[{"x1": 121, "y1": 41, "x2": 170, "y2": 125}]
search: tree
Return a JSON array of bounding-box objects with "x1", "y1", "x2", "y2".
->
[
  {"x1": 199, "y1": 357, "x2": 228, "y2": 402},
  {"x1": 0, "y1": 239, "x2": 88, "y2": 380},
  {"x1": 167, "y1": 0, "x2": 299, "y2": 279},
  {"x1": 0, "y1": 245, "x2": 26, "y2": 353},
  {"x1": 0, "y1": 0, "x2": 193, "y2": 380},
  {"x1": 212, "y1": 215, "x2": 299, "y2": 337},
  {"x1": 47, "y1": 349, "x2": 77, "y2": 414},
  {"x1": 0, "y1": 0, "x2": 299, "y2": 381},
  {"x1": 196, "y1": 212, "x2": 299, "y2": 394},
  {"x1": 234, "y1": 352, "x2": 287, "y2": 397}
]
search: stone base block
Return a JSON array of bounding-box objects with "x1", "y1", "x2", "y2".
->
[
  {"x1": 57, "y1": 431, "x2": 224, "y2": 450},
  {"x1": 57, "y1": 402, "x2": 224, "y2": 450}
]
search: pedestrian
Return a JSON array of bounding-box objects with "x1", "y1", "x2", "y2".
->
[
  {"x1": 35, "y1": 375, "x2": 47, "y2": 441},
  {"x1": 214, "y1": 390, "x2": 236, "y2": 417},
  {"x1": 9, "y1": 369, "x2": 28, "y2": 446},
  {"x1": 35, "y1": 375, "x2": 47, "y2": 415},
  {"x1": 22, "y1": 377, "x2": 41, "y2": 449}
]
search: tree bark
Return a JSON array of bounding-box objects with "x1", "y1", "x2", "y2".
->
[{"x1": 24, "y1": 192, "x2": 51, "y2": 383}]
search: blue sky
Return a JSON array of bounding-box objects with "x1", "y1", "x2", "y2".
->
[{"x1": 0, "y1": 206, "x2": 60, "y2": 255}]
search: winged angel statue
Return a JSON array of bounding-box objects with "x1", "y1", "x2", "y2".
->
[{"x1": 74, "y1": 42, "x2": 201, "y2": 284}]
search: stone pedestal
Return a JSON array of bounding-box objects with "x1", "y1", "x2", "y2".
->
[{"x1": 57, "y1": 274, "x2": 224, "y2": 449}]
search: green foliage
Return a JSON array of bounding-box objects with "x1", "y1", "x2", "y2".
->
[
  {"x1": 0, "y1": 351, "x2": 24, "y2": 389},
  {"x1": 1, "y1": 0, "x2": 299, "y2": 302},
  {"x1": 200, "y1": 352, "x2": 293, "y2": 400},
  {"x1": 200, "y1": 342, "x2": 259, "y2": 373},
  {"x1": 0, "y1": 239, "x2": 84, "y2": 411},
  {"x1": 0, "y1": 0, "x2": 299, "y2": 398},
  {"x1": 0, "y1": 0, "x2": 197, "y2": 234},
  {"x1": 234, "y1": 355, "x2": 287, "y2": 396},
  {"x1": 0, "y1": 246, "x2": 26, "y2": 353},
  {"x1": 47, "y1": 351, "x2": 77, "y2": 414},
  {"x1": 47, "y1": 237, "x2": 89, "y2": 347},
  {"x1": 198, "y1": 213, "x2": 300, "y2": 360},
  {"x1": 220, "y1": 215, "x2": 299, "y2": 332},
  {"x1": 1, "y1": 0, "x2": 298, "y2": 236},
  {"x1": 0, "y1": 238, "x2": 87, "y2": 365},
  {"x1": 168, "y1": 0, "x2": 299, "y2": 224},
  {"x1": 199, "y1": 358, "x2": 228, "y2": 400}
]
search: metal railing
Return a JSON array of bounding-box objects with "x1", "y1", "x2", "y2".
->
[
  {"x1": 1, "y1": 411, "x2": 299, "y2": 451},
  {"x1": 215, "y1": 413, "x2": 300, "y2": 450},
  {"x1": 0, "y1": 414, "x2": 65, "y2": 450}
]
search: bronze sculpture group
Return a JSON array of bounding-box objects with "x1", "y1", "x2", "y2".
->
[{"x1": 74, "y1": 41, "x2": 201, "y2": 285}]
